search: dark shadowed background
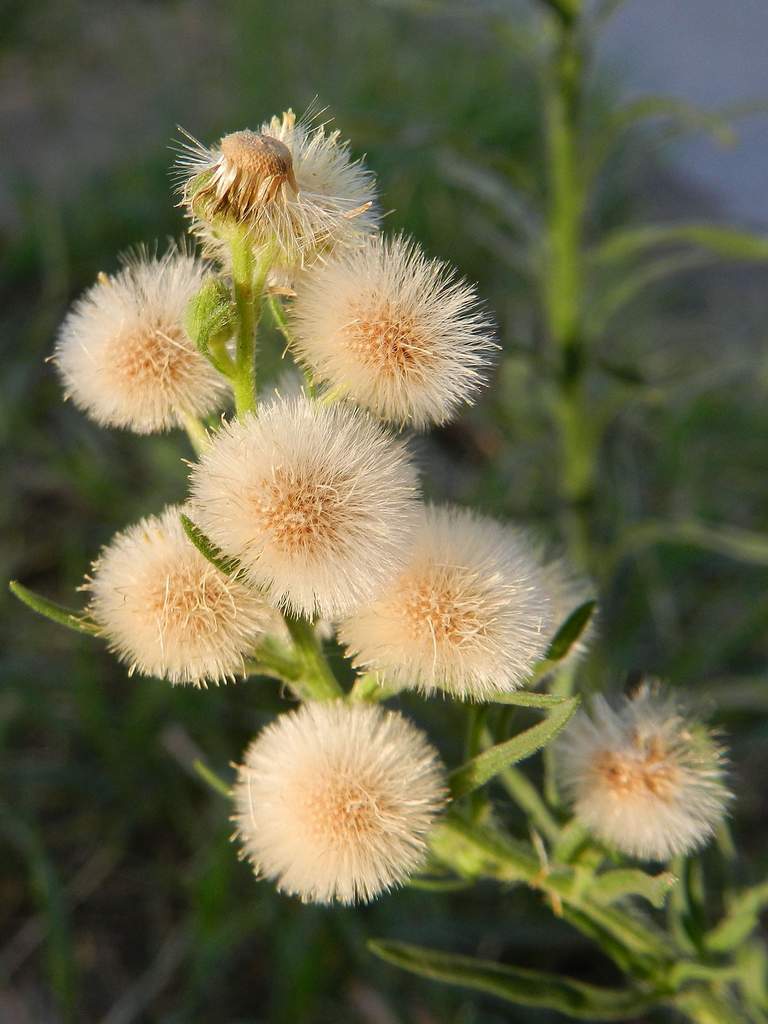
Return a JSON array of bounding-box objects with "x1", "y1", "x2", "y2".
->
[{"x1": 2, "y1": 1, "x2": 767, "y2": 1021}]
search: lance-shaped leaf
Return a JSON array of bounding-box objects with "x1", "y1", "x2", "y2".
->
[
  {"x1": 449, "y1": 697, "x2": 579, "y2": 798},
  {"x1": 9, "y1": 581, "x2": 100, "y2": 637},
  {"x1": 368, "y1": 941, "x2": 654, "y2": 1020},
  {"x1": 546, "y1": 600, "x2": 597, "y2": 662},
  {"x1": 180, "y1": 514, "x2": 246, "y2": 580},
  {"x1": 706, "y1": 880, "x2": 768, "y2": 954}
]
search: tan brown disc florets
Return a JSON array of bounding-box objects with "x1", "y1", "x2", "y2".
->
[
  {"x1": 343, "y1": 301, "x2": 432, "y2": 380},
  {"x1": 592, "y1": 732, "x2": 680, "y2": 802},
  {"x1": 247, "y1": 466, "x2": 347, "y2": 557},
  {"x1": 195, "y1": 130, "x2": 300, "y2": 221}
]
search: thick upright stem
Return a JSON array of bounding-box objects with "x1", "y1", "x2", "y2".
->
[{"x1": 542, "y1": 17, "x2": 594, "y2": 570}]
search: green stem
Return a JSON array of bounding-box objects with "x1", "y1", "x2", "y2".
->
[
  {"x1": 498, "y1": 763, "x2": 561, "y2": 843},
  {"x1": 541, "y1": 15, "x2": 594, "y2": 571},
  {"x1": 179, "y1": 411, "x2": 209, "y2": 456},
  {"x1": 282, "y1": 615, "x2": 344, "y2": 701},
  {"x1": 267, "y1": 294, "x2": 316, "y2": 396},
  {"x1": 230, "y1": 234, "x2": 268, "y2": 417}
]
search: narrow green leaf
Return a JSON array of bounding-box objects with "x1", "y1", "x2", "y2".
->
[
  {"x1": 592, "y1": 222, "x2": 768, "y2": 266},
  {"x1": 9, "y1": 581, "x2": 100, "y2": 637},
  {"x1": 429, "y1": 817, "x2": 539, "y2": 883},
  {"x1": 546, "y1": 600, "x2": 597, "y2": 661},
  {"x1": 706, "y1": 880, "x2": 768, "y2": 954},
  {"x1": 589, "y1": 868, "x2": 677, "y2": 910},
  {"x1": 487, "y1": 691, "x2": 571, "y2": 708},
  {"x1": 449, "y1": 697, "x2": 579, "y2": 798},
  {"x1": 180, "y1": 514, "x2": 245, "y2": 579},
  {"x1": 368, "y1": 940, "x2": 654, "y2": 1020}
]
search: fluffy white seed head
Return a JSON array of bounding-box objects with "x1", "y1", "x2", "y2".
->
[
  {"x1": 556, "y1": 684, "x2": 730, "y2": 860},
  {"x1": 85, "y1": 505, "x2": 277, "y2": 685},
  {"x1": 188, "y1": 395, "x2": 420, "y2": 618},
  {"x1": 232, "y1": 701, "x2": 446, "y2": 904},
  {"x1": 290, "y1": 234, "x2": 497, "y2": 428},
  {"x1": 176, "y1": 109, "x2": 378, "y2": 271},
  {"x1": 54, "y1": 248, "x2": 227, "y2": 433},
  {"x1": 338, "y1": 506, "x2": 553, "y2": 700}
]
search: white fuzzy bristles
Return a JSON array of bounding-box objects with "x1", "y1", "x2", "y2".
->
[
  {"x1": 85, "y1": 506, "x2": 276, "y2": 685},
  {"x1": 187, "y1": 395, "x2": 420, "y2": 618},
  {"x1": 338, "y1": 506, "x2": 553, "y2": 700},
  {"x1": 176, "y1": 109, "x2": 378, "y2": 270},
  {"x1": 232, "y1": 701, "x2": 446, "y2": 904},
  {"x1": 290, "y1": 234, "x2": 496, "y2": 428},
  {"x1": 54, "y1": 248, "x2": 227, "y2": 433},
  {"x1": 556, "y1": 684, "x2": 731, "y2": 860}
]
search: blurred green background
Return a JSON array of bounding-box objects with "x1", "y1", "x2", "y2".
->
[{"x1": 2, "y1": 1, "x2": 767, "y2": 1021}]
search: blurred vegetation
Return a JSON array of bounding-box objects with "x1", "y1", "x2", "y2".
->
[{"x1": 2, "y1": 0, "x2": 767, "y2": 1021}]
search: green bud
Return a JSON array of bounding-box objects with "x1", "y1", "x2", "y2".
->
[{"x1": 185, "y1": 278, "x2": 236, "y2": 359}]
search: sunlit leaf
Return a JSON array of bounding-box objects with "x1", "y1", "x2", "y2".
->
[
  {"x1": 706, "y1": 880, "x2": 768, "y2": 954},
  {"x1": 589, "y1": 868, "x2": 677, "y2": 910},
  {"x1": 449, "y1": 697, "x2": 579, "y2": 798},
  {"x1": 9, "y1": 581, "x2": 100, "y2": 637}
]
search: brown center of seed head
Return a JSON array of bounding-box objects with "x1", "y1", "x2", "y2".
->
[
  {"x1": 400, "y1": 570, "x2": 485, "y2": 648},
  {"x1": 145, "y1": 562, "x2": 232, "y2": 644},
  {"x1": 344, "y1": 302, "x2": 432, "y2": 379},
  {"x1": 250, "y1": 468, "x2": 346, "y2": 556},
  {"x1": 220, "y1": 130, "x2": 299, "y2": 201},
  {"x1": 593, "y1": 732, "x2": 680, "y2": 801},
  {"x1": 298, "y1": 775, "x2": 384, "y2": 847},
  {"x1": 110, "y1": 322, "x2": 195, "y2": 394}
]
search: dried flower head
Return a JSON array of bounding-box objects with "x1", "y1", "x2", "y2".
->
[
  {"x1": 290, "y1": 234, "x2": 496, "y2": 428},
  {"x1": 188, "y1": 395, "x2": 420, "y2": 618},
  {"x1": 232, "y1": 701, "x2": 446, "y2": 904},
  {"x1": 557, "y1": 684, "x2": 730, "y2": 860},
  {"x1": 176, "y1": 109, "x2": 378, "y2": 270},
  {"x1": 85, "y1": 505, "x2": 276, "y2": 685},
  {"x1": 338, "y1": 506, "x2": 552, "y2": 700},
  {"x1": 54, "y1": 248, "x2": 227, "y2": 433}
]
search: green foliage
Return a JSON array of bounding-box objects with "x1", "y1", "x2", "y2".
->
[{"x1": 369, "y1": 940, "x2": 654, "y2": 1019}]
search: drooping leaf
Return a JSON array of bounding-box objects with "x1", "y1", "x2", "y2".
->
[
  {"x1": 449, "y1": 697, "x2": 579, "y2": 798},
  {"x1": 180, "y1": 514, "x2": 245, "y2": 579},
  {"x1": 368, "y1": 940, "x2": 654, "y2": 1020},
  {"x1": 9, "y1": 581, "x2": 100, "y2": 637},
  {"x1": 611, "y1": 520, "x2": 768, "y2": 572},
  {"x1": 592, "y1": 222, "x2": 768, "y2": 266},
  {"x1": 546, "y1": 600, "x2": 597, "y2": 661}
]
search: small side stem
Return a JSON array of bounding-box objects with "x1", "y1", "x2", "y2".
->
[
  {"x1": 180, "y1": 411, "x2": 209, "y2": 456},
  {"x1": 283, "y1": 615, "x2": 344, "y2": 700}
]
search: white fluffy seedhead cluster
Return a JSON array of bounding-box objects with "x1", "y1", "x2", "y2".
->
[
  {"x1": 188, "y1": 394, "x2": 420, "y2": 618},
  {"x1": 290, "y1": 234, "x2": 496, "y2": 428},
  {"x1": 86, "y1": 506, "x2": 276, "y2": 685},
  {"x1": 232, "y1": 701, "x2": 446, "y2": 904},
  {"x1": 339, "y1": 506, "x2": 553, "y2": 700},
  {"x1": 176, "y1": 109, "x2": 378, "y2": 271},
  {"x1": 54, "y1": 248, "x2": 226, "y2": 433},
  {"x1": 557, "y1": 685, "x2": 730, "y2": 861}
]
